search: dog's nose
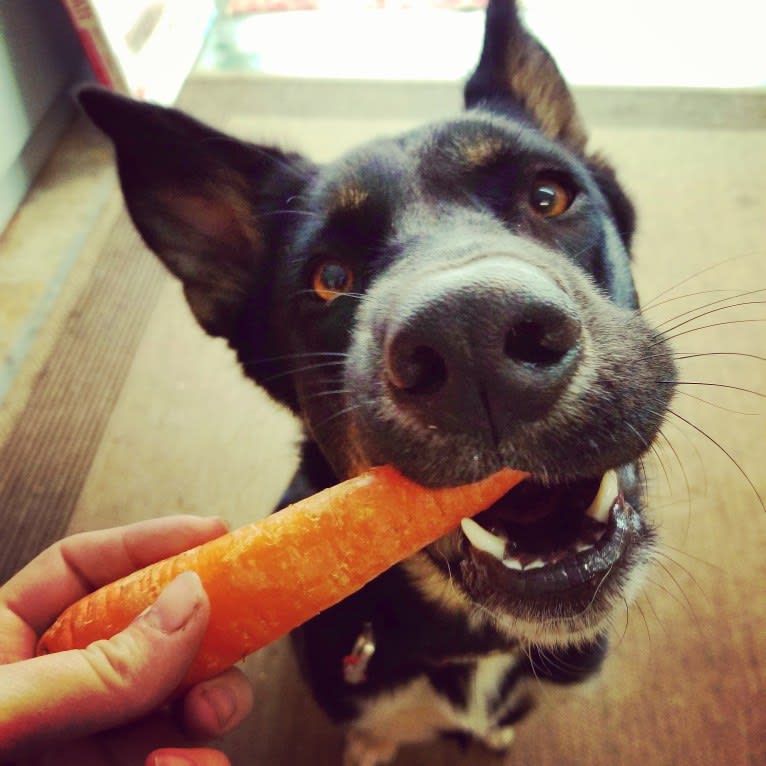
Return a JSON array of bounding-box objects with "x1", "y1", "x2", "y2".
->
[{"x1": 384, "y1": 259, "x2": 582, "y2": 436}]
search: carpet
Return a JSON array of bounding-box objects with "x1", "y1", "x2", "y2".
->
[{"x1": 0, "y1": 75, "x2": 764, "y2": 765}]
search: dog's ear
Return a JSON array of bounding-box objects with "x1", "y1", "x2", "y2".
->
[
  {"x1": 588, "y1": 155, "x2": 637, "y2": 250},
  {"x1": 465, "y1": 0, "x2": 587, "y2": 152},
  {"x1": 78, "y1": 86, "x2": 315, "y2": 338}
]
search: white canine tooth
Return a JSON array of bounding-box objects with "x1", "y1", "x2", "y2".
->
[
  {"x1": 524, "y1": 559, "x2": 546, "y2": 570},
  {"x1": 586, "y1": 470, "x2": 619, "y2": 523},
  {"x1": 575, "y1": 542, "x2": 594, "y2": 554},
  {"x1": 461, "y1": 518, "x2": 506, "y2": 559},
  {"x1": 504, "y1": 557, "x2": 524, "y2": 571}
]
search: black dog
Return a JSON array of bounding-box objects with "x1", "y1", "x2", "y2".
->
[{"x1": 79, "y1": 1, "x2": 675, "y2": 762}]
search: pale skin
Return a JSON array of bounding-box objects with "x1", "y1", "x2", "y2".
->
[{"x1": 0, "y1": 516, "x2": 254, "y2": 765}]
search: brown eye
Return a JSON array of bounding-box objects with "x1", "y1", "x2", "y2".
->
[
  {"x1": 312, "y1": 260, "x2": 354, "y2": 302},
  {"x1": 529, "y1": 178, "x2": 575, "y2": 218}
]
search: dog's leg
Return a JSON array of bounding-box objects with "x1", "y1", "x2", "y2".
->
[
  {"x1": 486, "y1": 724, "x2": 516, "y2": 752},
  {"x1": 341, "y1": 672, "x2": 462, "y2": 765},
  {"x1": 343, "y1": 729, "x2": 399, "y2": 766}
]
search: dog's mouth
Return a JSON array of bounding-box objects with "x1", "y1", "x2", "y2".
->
[
  {"x1": 429, "y1": 467, "x2": 645, "y2": 630},
  {"x1": 461, "y1": 470, "x2": 633, "y2": 591}
]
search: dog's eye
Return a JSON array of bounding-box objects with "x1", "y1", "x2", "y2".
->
[
  {"x1": 529, "y1": 178, "x2": 575, "y2": 218},
  {"x1": 312, "y1": 260, "x2": 354, "y2": 302}
]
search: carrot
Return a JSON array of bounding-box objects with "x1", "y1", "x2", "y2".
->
[{"x1": 37, "y1": 465, "x2": 525, "y2": 690}]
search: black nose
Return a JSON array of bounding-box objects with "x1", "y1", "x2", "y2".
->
[{"x1": 384, "y1": 259, "x2": 582, "y2": 438}]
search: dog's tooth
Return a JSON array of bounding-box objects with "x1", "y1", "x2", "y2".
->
[
  {"x1": 585, "y1": 470, "x2": 619, "y2": 523},
  {"x1": 524, "y1": 559, "x2": 546, "y2": 571},
  {"x1": 575, "y1": 542, "x2": 594, "y2": 554},
  {"x1": 460, "y1": 518, "x2": 505, "y2": 559},
  {"x1": 503, "y1": 557, "x2": 524, "y2": 571}
]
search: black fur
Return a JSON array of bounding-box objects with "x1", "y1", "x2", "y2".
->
[{"x1": 78, "y1": 0, "x2": 676, "y2": 758}]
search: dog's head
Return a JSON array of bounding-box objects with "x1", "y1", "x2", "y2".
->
[{"x1": 80, "y1": 0, "x2": 675, "y2": 647}]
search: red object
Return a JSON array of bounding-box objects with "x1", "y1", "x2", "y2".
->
[{"x1": 60, "y1": 0, "x2": 129, "y2": 91}]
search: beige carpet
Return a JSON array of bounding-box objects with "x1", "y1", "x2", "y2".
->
[{"x1": 0, "y1": 76, "x2": 764, "y2": 764}]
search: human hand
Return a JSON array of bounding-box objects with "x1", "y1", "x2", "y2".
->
[{"x1": 0, "y1": 516, "x2": 254, "y2": 765}]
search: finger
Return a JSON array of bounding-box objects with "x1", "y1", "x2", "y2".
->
[
  {"x1": 0, "y1": 515, "x2": 228, "y2": 641},
  {"x1": 0, "y1": 572, "x2": 208, "y2": 760},
  {"x1": 147, "y1": 748, "x2": 231, "y2": 766},
  {"x1": 49, "y1": 709, "x2": 198, "y2": 766},
  {"x1": 180, "y1": 667, "x2": 254, "y2": 740},
  {"x1": 80, "y1": 668, "x2": 254, "y2": 762},
  {"x1": 38, "y1": 731, "x2": 232, "y2": 766}
]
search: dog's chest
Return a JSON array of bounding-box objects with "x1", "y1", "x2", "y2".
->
[{"x1": 352, "y1": 651, "x2": 529, "y2": 750}]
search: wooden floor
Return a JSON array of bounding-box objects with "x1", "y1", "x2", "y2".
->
[{"x1": 1, "y1": 77, "x2": 764, "y2": 765}]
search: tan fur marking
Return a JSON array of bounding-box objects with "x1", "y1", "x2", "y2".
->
[
  {"x1": 457, "y1": 135, "x2": 509, "y2": 169},
  {"x1": 332, "y1": 185, "x2": 370, "y2": 213},
  {"x1": 402, "y1": 551, "x2": 486, "y2": 629}
]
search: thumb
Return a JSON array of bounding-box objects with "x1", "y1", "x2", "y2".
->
[{"x1": 0, "y1": 572, "x2": 209, "y2": 759}]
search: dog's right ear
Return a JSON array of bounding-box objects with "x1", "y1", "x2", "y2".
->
[{"x1": 78, "y1": 86, "x2": 316, "y2": 338}]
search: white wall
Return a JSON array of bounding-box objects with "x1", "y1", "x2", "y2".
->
[{"x1": 0, "y1": 0, "x2": 90, "y2": 234}]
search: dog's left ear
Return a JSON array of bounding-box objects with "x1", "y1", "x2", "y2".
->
[
  {"x1": 587, "y1": 155, "x2": 637, "y2": 250},
  {"x1": 466, "y1": 2, "x2": 637, "y2": 249},
  {"x1": 78, "y1": 86, "x2": 316, "y2": 338},
  {"x1": 465, "y1": 0, "x2": 587, "y2": 152}
]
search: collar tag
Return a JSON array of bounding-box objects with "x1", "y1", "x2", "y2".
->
[{"x1": 343, "y1": 622, "x2": 376, "y2": 685}]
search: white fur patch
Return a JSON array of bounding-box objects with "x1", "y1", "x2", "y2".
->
[{"x1": 346, "y1": 652, "x2": 527, "y2": 766}]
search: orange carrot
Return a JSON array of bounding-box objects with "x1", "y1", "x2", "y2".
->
[{"x1": 37, "y1": 465, "x2": 525, "y2": 690}]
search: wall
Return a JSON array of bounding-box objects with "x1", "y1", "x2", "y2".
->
[{"x1": 0, "y1": 0, "x2": 90, "y2": 234}]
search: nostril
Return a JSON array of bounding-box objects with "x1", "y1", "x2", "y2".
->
[
  {"x1": 389, "y1": 345, "x2": 448, "y2": 395},
  {"x1": 504, "y1": 314, "x2": 581, "y2": 366}
]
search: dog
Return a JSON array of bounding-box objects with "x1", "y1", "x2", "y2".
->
[{"x1": 78, "y1": 1, "x2": 676, "y2": 762}]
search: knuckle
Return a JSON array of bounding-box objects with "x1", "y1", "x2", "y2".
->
[{"x1": 81, "y1": 631, "x2": 157, "y2": 710}]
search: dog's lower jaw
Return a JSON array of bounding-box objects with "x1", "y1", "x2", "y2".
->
[
  {"x1": 476, "y1": 554, "x2": 654, "y2": 649},
  {"x1": 404, "y1": 516, "x2": 655, "y2": 650}
]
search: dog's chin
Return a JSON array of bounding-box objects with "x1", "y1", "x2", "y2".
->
[{"x1": 405, "y1": 463, "x2": 654, "y2": 647}]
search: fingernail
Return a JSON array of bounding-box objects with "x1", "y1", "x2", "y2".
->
[
  {"x1": 141, "y1": 571, "x2": 204, "y2": 634},
  {"x1": 201, "y1": 684, "x2": 237, "y2": 730},
  {"x1": 148, "y1": 752, "x2": 193, "y2": 766},
  {"x1": 204, "y1": 514, "x2": 230, "y2": 530}
]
